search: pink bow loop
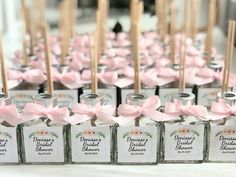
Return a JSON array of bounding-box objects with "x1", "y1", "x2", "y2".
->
[
  {"x1": 0, "y1": 105, "x2": 22, "y2": 126},
  {"x1": 53, "y1": 71, "x2": 83, "y2": 89},
  {"x1": 7, "y1": 69, "x2": 46, "y2": 89},
  {"x1": 68, "y1": 103, "x2": 116, "y2": 125},
  {"x1": 165, "y1": 99, "x2": 208, "y2": 120},
  {"x1": 186, "y1": 55, "x2": 206, "y2": 68},
  {"x1": 98, "y1": 72, "x2": 118, "y2": 86},
  {"x1": 210, "y1": 99, "x2": 236, "y2": 118},
  {"x1": 115, "y1": 67, "x2": 160, "y2": 88},
  {"x1": 100, "y1": 57, "x2": 129, "y2": 70},
  {"x1": 80, "y1": 70, "x2": 118, "y2": 86},
  {"x1": 117, "y1": 96, "x2": 176, "y2": 125}
]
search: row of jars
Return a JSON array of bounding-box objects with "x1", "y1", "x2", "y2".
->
[
  {"x1": 0, "y1": 89, "x2": 236, "y2": 165},
  {"x1": 9, "y1": 61, "x2": 225, "y2": 111}
]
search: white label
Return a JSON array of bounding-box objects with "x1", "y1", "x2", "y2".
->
[
  {"x1": 121, "y1": 88, "x2": 156, "y2": 103},
  {"x1": 164, "y1": 124, "x2": 204, "y2": 161},
  {"x1": 159, "y1": 88, "x2": 192, "y2": 106},
  {"x1": 71, "y1": 124, "x2": 111, "y2": 163},
  {"x1": 209, "y1": 125, "x2": 236, "y2": 161},
  {"x1": 117, "y1": 126, "x2": 158, "y2": 163},
  {"x1": 53, "y1": 89, "x2": 78, "y2": 108},
  {"x1": 0, "y1": 126, "x2": 19, "y2": 163},
  {"x1": 10, "y1": 90, "x2": 36, "y2": 110},
  {"x1": 23, "y1": 126, "x2": 65, "y2": 163},
  {"x1": 83, "y1": 87, "x2": 116, "y2": 105},
  {"x1": 197, "y1": 87, "x2": 220, "y2": 107}
]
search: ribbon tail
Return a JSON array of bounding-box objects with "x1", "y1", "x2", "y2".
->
[
  {"x1": 66, "y1": 114, "x2": 91, "y2": 125},
  {"x1": 205, "y1": 112, "x2": 229, "y2": 121},
  {"x1": 0, "y1": 106, "x2": 23, "y2": 126},
  {"x1": 114, "y1": 78, "x2": 134, "y2": 88},
  {"x1": 114, "y1": 116, "x2": 137, "y2": 126},
  {"x1": 144, "y1": 109, "x2": 180, "y2": 122},
  {"x1": 156, "y1": 77, "x2": 175, "y2": 86}
]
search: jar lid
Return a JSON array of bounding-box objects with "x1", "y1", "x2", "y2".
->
[
  {"x1": 208, "y1": 61, "x2": 222, "y2": 72},
  {"x1": 217, "y1": 91, "x2": 236, "y2": 106},
  {"x1": 33, "y1": 93, "x2": 57, "y2": 108},
  {"x1": 173, "y1": 92, "x2": 195, "y2": 105},
  {"x1": 53, "y1": 63, "x2": 70, "y2": 73},
  {"x1": 80, "y1": 93, "x2": 104, "y2": 106},
  {"x1": 170, "y1": 63, "x2": 182, "y2": 71},
  {"x1": 17, "y1": 64, "x2": 31, "y2": 72},
  {"x1": 126, "y1": 93, "x2": 148, "y2": 106},
  {"x1": 98, "y1": 63, "x2": 108, "y2": 73},
  {"x1": 29, "y1": 55, "x2": 37, "y2": 61}
]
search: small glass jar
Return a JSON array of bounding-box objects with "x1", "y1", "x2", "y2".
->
[
  {"x1": 69, "y1": 93, "x2": 114, "y2": 164},
  {"x1": 119, "y1": 65, "x2": 157, "y2": 104},
  {"x1": 115, "y1": 93, "x2": 160, "y2": 165},
  {"x1": 206, "y1": 91, "x2": 236, "y2": 162},
  {"x1": 161, "y1": 92, "x2": 206, "y2": 163},
  {"x1": 82, "y1": 64, "x2": 117, "y2": 106},
  {"x1": 195, "y1": 61, "x2": 224, "y2": 107},
  {"x1": 0, "y1": 93, "x2": 21, "y2": 164},
  {"x1": 51, "y1": 64, "x2": 82, "y2": 109},
  {"x1": 158, "y1": 64, "x2": 193, "y2": 106},
  {"x1": 21, "y1": 93, "x2": 67, "y2": 164},
  {"x1": 10, "y1": 65, "x2": 39, "y2": 112}
]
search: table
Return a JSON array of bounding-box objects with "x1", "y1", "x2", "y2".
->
[{"x1": 0, "y1": 163, "x2": 235, "y2": 177}]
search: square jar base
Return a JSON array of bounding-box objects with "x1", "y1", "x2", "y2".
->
[
  {"x1": 115, "y1": 124, "x2": 160, "y2": 165},
  {"x1": 68, "y1": 124, "x2": 114, "y2": 164}
]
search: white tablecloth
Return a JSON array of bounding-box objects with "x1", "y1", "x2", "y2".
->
[{"x1": 0, "y1": 163, "x2": 235, "y2": 177}]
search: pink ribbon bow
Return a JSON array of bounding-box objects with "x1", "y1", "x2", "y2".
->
[
  {"x1": 141, "y1": 50, "x2": 155, "y2": 66},
  {"x1": 67, "y1": 103, "x2": 116, "y2": 125},
  {"x1": 100, "y1": 57, "x2": 129, "y2": 70},
  {"x1": 157, "y1": 67, "x2": 199, "y2": 86},
  {"x1": 148, "y1": 43, "x2": 164, "y2": 56},
  {"x1": 0, "y1": 105, "x2": 22, "y2": 126},
  {"x1": 72, "y1": 35, "x2": 90, "y2": 48},
  {"x1": 193, "y1": 66, "x2": 236, "y2": 86},
  {"x1": 185, "y1": 55, "x2": 206, "y2": 68},
  {"x1": 195, "y1": 67, "x2": 221, "y2": 85},
  {"x1": 80, "y1": 70, "x2": 118, "y2": 86},
  {"x1": 155, "y1": 58, "x2": 171, "y2": 69},
  {"x1": 7, "y1": 69, "x2": 46, "y2": 89},
  {"x1": 165, "y1": 99, "x2": 208, "y2": 120},
  {"x1": 116, "y1": 96, "x2": 176, "y2": 125},
  {"x1": 69, "y1": 52, "x2": 90, "y2": 71},
  {"x1": 53, "y1": 70, "x2": 83, "y2": 89},
  {"x1": 115, "y1": 66, "x2": 161, "y2": 88},
  {"x1": 207, "y1": 99, "x2": 236, "y2": 120},
  {"x1": 22, "y1": 103, "x2": 69, "y2": 125}
]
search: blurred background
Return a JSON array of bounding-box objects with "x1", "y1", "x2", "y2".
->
[{"x1": 0, "y1": 0, "x2": 235, "y2": 68}]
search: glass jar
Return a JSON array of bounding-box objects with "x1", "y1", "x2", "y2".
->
[
  {"x1": 195, "y1": 61, "x2": 225, "y2": 107},
  {"x1": 10, "y1": 65, "x2": 40, "y2": 112},
  {"x1": 115, "y1": 93, "x2": 160, "y2": 165},
  {"x1": 119, "y1": 65, "x2": 157, "y2": 104},
  {"x1": 52, "y1": 64, "x2": 82, "y2": 109},
  {"x1": 82, "y1": 64, "x2": 117, "y2": 106},
  {"x1": 21, "y1": 93, "x2": 67, "y2": 164},
  {"x1": 69, "y1": 93, "x2": 114, "y2": 164},
  {"x1": 206, "y1": 91, "x2": 236, "y2": 162},
  {"x1": 161, "y1": 92, "x2": 206, "y2": 163},
  {"x1": 158, "y1": 64, "x2": 193, "y2": 106},
  {"x1": 0, "y1": 93, "x2": 21, "y2": 164}
]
